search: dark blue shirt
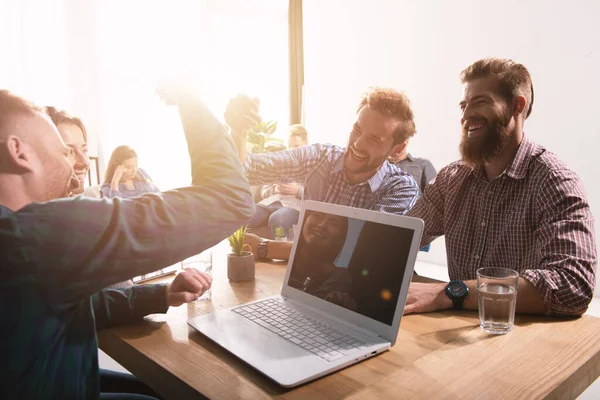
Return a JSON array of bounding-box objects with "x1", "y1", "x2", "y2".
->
[{"x1": 0, "y1": 97, "x2": 254, "y2": 399}]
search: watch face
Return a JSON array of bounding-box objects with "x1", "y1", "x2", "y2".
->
[
  {"x1": 447, "y1": 281, "x2": 467, "y2": 297},
  {"x1": 257, "y1": 242, "x2": 268, "y2": 259}
]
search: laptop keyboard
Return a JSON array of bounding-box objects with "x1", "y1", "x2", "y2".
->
[{"x1": 233, "y1": 298, "x2": 369, "y2": 362}]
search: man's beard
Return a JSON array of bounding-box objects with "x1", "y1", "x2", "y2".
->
[{"x1": 460, "y1": 108, "x2": 511, "y2": 167}]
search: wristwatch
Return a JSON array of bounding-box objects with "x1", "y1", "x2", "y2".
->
[
  {"x1": 445, "y1": 280, "x2": 469, "y2": 310},
  {"x1": 256, "y1": 239, "x2": 270, "y2": 260}
]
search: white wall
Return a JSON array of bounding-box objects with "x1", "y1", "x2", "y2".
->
[{"x1": 303, "y1": 0, "x2": 600, "y2": 283}]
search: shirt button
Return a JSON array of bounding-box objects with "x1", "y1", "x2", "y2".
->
[
  {"x1": 474, "y1": 254, "x2": 480, "y2": 260},
  {"x1": 481, "y1": 222, "x2": 486, "y2": 227}
]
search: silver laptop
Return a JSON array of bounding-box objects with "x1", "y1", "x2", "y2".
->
[{"x1": 188, "y1": 200, "x2": 423, "y2": 387}]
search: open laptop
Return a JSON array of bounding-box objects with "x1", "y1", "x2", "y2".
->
[{"x1": 188, "y1": 200, "x2": 423, "y2": 387}]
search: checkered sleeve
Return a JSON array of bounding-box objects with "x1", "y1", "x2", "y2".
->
[
  {"x1": 244, "y1": 144, "x2": 331, "y2": 186},
  {"x1": 521, "y1": 168, "x2": 597, "y2": 316},
  {"x1": 92, "y1": 284, "x2": 168, "y2": 330},
  {"x1": 407, "y1": 165, "x2": 450, "y2": 247},
  {"x1": 375, "y1": 174, "x2": 419, "y2": 216}
]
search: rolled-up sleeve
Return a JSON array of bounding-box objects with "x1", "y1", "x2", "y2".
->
[
  {"x1": 374, "y1": 175, "x2": 419, "y2": 216},
  {"x1": 521, "y1": 169, "x2": 597, "y2": 316}
]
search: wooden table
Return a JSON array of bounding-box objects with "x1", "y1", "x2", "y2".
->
[{"x1": 98, "y1": 260, "x2": 600, "y2": 399}]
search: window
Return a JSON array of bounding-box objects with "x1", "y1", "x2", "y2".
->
[{"x1": 93, "y1": 0, "x2": 290, "y2": 189}]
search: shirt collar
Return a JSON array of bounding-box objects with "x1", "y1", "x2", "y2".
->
[
  {"x1": 504, "y1": 136, "x2": 534, "y2": 180},
  {"x1": 470, "y1": 135, "x2": 533, "y2": 181},
  {"x1": 331, "y1": 154, "x2": 388, "y2": 193}
]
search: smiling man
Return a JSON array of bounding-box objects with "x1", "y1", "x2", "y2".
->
[
  {"x1": 405, "y1": 58, "x2": 597, "y2": 317},
  {"x1": 225, "y1": 88, "x2": 419, "y2": 216}
]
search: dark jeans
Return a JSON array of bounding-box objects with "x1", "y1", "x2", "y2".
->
[
  {"x1": 248, "y1": 202, "x2": 300, "y2": 239},
  {"x1": 100, "y1": 369, "x2": 161, "y2": 400}
]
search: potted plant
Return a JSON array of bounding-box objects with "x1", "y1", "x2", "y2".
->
[
  {"x1": 227, "y1": 225, "x2": 255, "y2": 282},
  {"x1": 273, "y1": 226, "x2": 288, "y2": 242},
  {"x1": 247, "y1": 120, "x2": 286, "y2": 153}
]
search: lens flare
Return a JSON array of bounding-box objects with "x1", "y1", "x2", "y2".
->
[{"x1": 380, "y1": 289, "x2": 392, "y2": 301}]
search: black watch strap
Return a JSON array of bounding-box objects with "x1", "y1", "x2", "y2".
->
[
  {"x1": 452, "y1": 296, "x2": 466, "y2": 310},
  {"x1": 257, "y1": 240, "x2": 269, "y2": 260}
]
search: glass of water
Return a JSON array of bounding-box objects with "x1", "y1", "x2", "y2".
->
[
  {"x1": 181, "y1": 248, "x2": 212, "y2": 300},
  {"x1": 476, "y1": 267, "x2": 519, "y2": 334}
]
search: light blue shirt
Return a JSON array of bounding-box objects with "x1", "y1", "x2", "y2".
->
[{"x1": 101, "y1": 168, "x2": 160, "y2": 198}]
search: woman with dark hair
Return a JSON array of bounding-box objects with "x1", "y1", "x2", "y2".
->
[
  {"x1": 101, "y1": 145, "x2": 159, "y2": 198},
  {"x1": 45, "y1": 106, "x2": 90, "y2": 195}
]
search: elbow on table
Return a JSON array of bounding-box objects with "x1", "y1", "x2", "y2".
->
[{"x1": 548, "y1": 291, "x2": 594, "y2": 317}]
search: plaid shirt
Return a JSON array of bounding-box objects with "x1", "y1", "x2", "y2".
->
[
  {"x1": 245, "y1": 144, "x2": 419, "y2": 215},
  {"x1": 408, "y1": 137, "x2": 597, "y2": 316},
  {"x1": 0, "y1": 98, "x2": 254, "y2": 399}
]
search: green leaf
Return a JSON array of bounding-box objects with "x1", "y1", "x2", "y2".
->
[
  {"x1": 228, "y1": 225, "x2": 249, "y2": 256},
  {"x1": 264, "y1": 121, "x2": 278, "y2": 134}
]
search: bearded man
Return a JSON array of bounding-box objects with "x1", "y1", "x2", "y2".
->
[{"x1": 404, "y1": 58, "x2": 596, "y2": 317}]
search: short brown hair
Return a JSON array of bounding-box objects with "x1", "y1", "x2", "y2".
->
[
  {"x1": 288, "y1": 124, "x2": 308, "y2": 142},
  {"x1": 0, "y1": 90, "x2": 43, "y2": 136},
  {"x1": 460, "y1": 58, "x2": 534, "y2": 119},
  {"x1": 45, "y1": 106, "x2": 88, "y2": 143},
  {"x1": 358, "y1": 88, "x2": 416, "y2": 144}
]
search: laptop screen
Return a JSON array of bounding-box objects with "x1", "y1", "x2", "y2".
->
[{"x1": 286, "y1": 210, "x2": 414, "y2": 326}]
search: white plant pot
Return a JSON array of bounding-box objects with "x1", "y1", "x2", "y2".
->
[{"x1": 227, "y1": 252, "x2": 255, "y2": 282}]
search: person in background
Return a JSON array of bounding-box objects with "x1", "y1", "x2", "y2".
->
[
  {"x1": 101, "y1": 145, "x2": 160, "y2": 198},
  {"x1": 45, "y1": 106, "x2": 90, "y2": 195},
  {"x1": 248, "y1": 124, "x2": 308, "y2": 239},
  {"x1": 389, "y1": 142, "x2": 437, "y2": 252},
  {"x1": 404, "y1": 58, "x2": 597, "y2": 317},
  {"x1": 0, "y1": 87, "x2": 254, "y2": 399},
  {"x1": 388, "y1": 141, "x2": 436, "y2": 193}
]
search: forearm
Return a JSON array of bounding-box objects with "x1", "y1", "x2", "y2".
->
[
  {"x1": 461, "y1": 278, "x2": 545, "y2": 314},
  {"x1": 244, "y1": 144, "x2": 325, "y2": 186},
  {"x1": 265, "y1": 240, "x2": 293, "y2": 261},
  {"x1": 231, "y1": 131, "x2": 249, "y2": 166},
  {"x1": 93, "y1": 284, "x2": 168, "y2": 331}
]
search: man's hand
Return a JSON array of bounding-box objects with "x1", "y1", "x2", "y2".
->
[
  {"x1": 224, "y1": 94, "x2": 261, "y2": 140},
  {"x1": 165, "y1": 268, "x2": 212, "y2": 307},
  {"x1": 244, "y1": 232, "x2": 263, "y2": 257},
  {"x1": 277, "y1": 183, "x2": 301, "y2": 196},
  {"x1": 403, "y1": 282, "x2": 452, "y2": 315}
]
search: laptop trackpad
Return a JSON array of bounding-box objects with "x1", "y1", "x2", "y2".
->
[{"x1": 192, "y1": 311, "x2": 327, "y2": 386}]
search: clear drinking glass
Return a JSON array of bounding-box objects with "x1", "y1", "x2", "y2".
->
[
  {"x1": 477, "y1": 267, "x2": 519, "y2": 334},
  {"x1": 181, "y1": 248, "x2": 212, "y2": 300}
]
